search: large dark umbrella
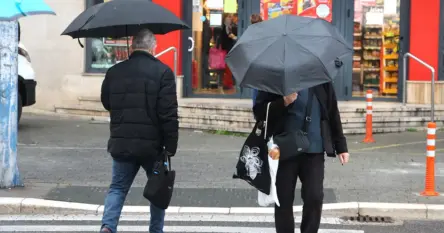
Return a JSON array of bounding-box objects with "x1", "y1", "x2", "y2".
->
[
  {"x1": 225, "y1": 15, "x2": 352, "y2": 96},
  {"x1": 61, "y1": 0, "x2": 189, "y2": 38}
]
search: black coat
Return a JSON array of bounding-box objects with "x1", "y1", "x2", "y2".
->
[
  {"x1": 219, "y1": 23, "x2": 236, "y2": 52},
  {"x1": 101, "y1": 51, "x2": 179, "y2": 161},
  {"x1": 253, "y1": 83, "x2": 347, "y2": 157}
]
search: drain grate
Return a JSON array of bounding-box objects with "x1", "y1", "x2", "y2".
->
[{"x1": 340, "y1": 215, "x2": 394, "y2": 223}]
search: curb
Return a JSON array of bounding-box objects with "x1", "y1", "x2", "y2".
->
[{"x1": 1, "y1": 198, "x2": 444, "y2": 220}]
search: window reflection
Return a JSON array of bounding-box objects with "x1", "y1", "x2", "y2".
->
[{"x1": 87, "y1": 0, "x2": 133, "y2": 71}]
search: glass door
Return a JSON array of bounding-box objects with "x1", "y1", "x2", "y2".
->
[
  {"x1": 350, "y1": 0, "x2": 403, "y2": 99},
  {"x1": 183, "y1": 0, "x2": 243, "y2": 98}
]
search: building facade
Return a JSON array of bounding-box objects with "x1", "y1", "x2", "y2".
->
[{"x1": 19, "y1": 0, "x2": 442, "y2": 112}]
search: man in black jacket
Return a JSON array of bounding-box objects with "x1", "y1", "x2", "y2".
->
[
  {"x1": 253, "y1": 83, "x2": 349, "y2": 233},
  {"x1": 99, "y1": 29, "x2": 178, "y2": 233}
]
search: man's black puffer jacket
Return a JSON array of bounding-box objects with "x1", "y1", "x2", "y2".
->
[{"x1": 101, "y1": 51, "x2": 179, "y2": 161}]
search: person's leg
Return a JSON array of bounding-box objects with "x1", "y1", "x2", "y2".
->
[
  {"x1": 274, "y1": 159, "x2": 299, "y2": 233},
  {"x1": 149, "y1": 203, "x2": 166, "y2": 233},
  {"x1": 141, "y1": 159, "x2": 166, "y2": 233},
  {"x1": 299, "y1": 153, "x2": 325, "y2": 233},
  {"x1": 101, "y1": 159, "x2": 140, "y2": 233}
]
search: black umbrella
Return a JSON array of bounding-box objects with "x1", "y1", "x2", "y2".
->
[
  {"x1": 225, "y1": 15, "x2": 352, "y2": 96},
  {"x1": 61, "y1": 0, "x2": 189, "y2": 38}
]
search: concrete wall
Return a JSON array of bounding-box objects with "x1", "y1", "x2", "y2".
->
[{"x1": 20, "y1": 0, "x2": 103, "y2": 111}]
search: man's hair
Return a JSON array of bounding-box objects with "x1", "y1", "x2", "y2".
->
[
  {"x1": 132, "y1": 29, "x2": 156, "y2": 51},
  {"x1": 250, "y1": 14, "x2": 263, "y2": 24}
]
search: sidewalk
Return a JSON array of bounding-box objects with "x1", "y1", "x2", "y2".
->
[{"x1": 2, "y1": 113, "x2": 444, "y2": 208}]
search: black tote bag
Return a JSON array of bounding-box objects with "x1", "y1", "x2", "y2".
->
[
  {"x1": 143, "y1": 154, "x2": 175, "y2": 210},
  {"x1": 233, "y1": 103, "x2": 272, "y2": 195}
]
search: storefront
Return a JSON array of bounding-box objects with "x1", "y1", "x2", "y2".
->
[
  {"x1": 82, "y1": 0, "x2": 441, "y2": 102},
  {"x1": 349, "y1": 0, "x2": 408, "y2": 100},
  {"x1": 179, "y1": 0, "x2": 410, "y2": 100}
]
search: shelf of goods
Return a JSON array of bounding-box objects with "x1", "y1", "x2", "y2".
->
[
  {"x1": 361, "y1": 25, "x2": 382, "y2": 95},
  {"x1": 381, "y1": 26, "x2": 400, "y2": 95},
  {"x1": 352, "y1": 22, "x2": 363, "y2": 96}
]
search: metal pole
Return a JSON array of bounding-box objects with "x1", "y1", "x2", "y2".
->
[
  {"x1": 0, "y1": 21, "x2": 23, "y2": 188},
  {"x1": 402, "y1": 53, "x2": 408, "y2": 106},
  {"x1": 431, "y1": 69, "x2": 435, "y2": 122},
  {"x1": 173, "y1": 47, "x2": 177, "y2": 78},
  {"x1": 154, "y1": 47, "x2": 177, "y2": 78}
]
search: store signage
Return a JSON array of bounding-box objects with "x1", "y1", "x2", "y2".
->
[
  {"x1": 206, "y1": 0, "x2": 223, "y2": 9},
  {"x1": 360, "y1": 0, "x2": 377, "y2": 6},
  {"x1": 365, "y1": 7, "x2": 383, "y2": 25},
  {"x1": 297, "y1": 0, "x2": 332, "y2": 22},
  {"x1": 383, "y1": 0, "x2": 397, "y2": 14},
  {"x1": 224, "y1": 0, "x2": 237, "y2": 13},
  {"x1": 261, "y1": 0, "x2": 332, "y2": 22},
  {"x1": 193, "y1": 0, "x2": 201, "y2": 6}
]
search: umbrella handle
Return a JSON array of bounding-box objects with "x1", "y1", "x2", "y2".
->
[{"x1": 77, "y1": 38, "x2": 84, "y2": 48}]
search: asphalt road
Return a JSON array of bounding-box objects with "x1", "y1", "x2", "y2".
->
[
  {"x1": 1, "y1": 214, "x2": 444, "y2": 233},
  {"x1": 1, "y1": 113, "x2": 444, "y2": 207}
]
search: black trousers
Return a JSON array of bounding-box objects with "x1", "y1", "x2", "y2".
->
[{"x1": 275, "y1": 153, "x2": 325, "y2": 233}]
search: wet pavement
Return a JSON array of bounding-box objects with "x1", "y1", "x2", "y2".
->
[{"x1": 1, "y1": 113, "x2": 444, "y2": 207}]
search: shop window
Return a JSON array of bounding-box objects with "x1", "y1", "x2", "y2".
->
[
  {"x1": 191, "y1": 0, "x2": 239, "y2": 95},
  {"x1": 352, "y1": 0, "x2": 400, "y2": 98},
  {"x1": 85, "y1": 0, "x2": 145, "y2": 73}
]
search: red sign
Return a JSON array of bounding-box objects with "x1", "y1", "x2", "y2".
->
[
  {"x1": 296, "y1": 0, "x2": 332, "y2": 22},
  {"x1": 261, "y1": 0, "x2": 332, "y2": 22}
]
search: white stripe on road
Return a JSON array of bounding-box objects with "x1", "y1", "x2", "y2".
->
[
  {"x1": 0, "y1": 225, "x2": 364, "y2": 233},
  {"x1": 0, "y1": 214, "x2": 342, "y2": 224},
  {"x1": 17, "y1": 145, "x2": 241, "y2": 153}
]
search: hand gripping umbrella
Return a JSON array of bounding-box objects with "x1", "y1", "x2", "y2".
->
[{"x1": 225, "y1": 15, "x2": 353, "y2": 96}]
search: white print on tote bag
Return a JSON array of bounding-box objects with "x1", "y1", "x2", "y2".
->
[{"x1": 240, "y1": 145, "x2": 263, "y2": 180}]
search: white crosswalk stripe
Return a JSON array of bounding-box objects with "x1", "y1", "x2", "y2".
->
[{"x1": 0, "y1": 214, "x2": 365, "y2": 233}]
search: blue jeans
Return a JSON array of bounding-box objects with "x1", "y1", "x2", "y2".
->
[{"x1": 101, "y1": 159, "x2": 165, "y2": 233}]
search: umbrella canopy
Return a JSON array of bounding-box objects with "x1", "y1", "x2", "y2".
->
[
  {"x1": 0, "y1": 0, "x2": 55, "y2": 21},
  {"x1": 61, "y1": 0, "x2": 189, "y2": 38},
  {"x1": 225, "y1": 15, "x2": 352, "y2": 96}
]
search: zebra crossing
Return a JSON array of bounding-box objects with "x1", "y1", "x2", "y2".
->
[{"x1": 0, "y1": 214, "x2": 365, "y2": 233}]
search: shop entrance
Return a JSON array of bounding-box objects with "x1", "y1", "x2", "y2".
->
[
  {"x1": 347, "y1": 0, "x2": 410, "y2": 100},
  {"x1": 182, "y1": 0, "x2": 256, "y2": 98}
]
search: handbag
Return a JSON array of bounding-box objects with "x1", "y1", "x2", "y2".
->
[
  {"x1": 143, "y1": 153, "x2": 176, "y2": 210},
  {"x1": 233, "y1": 103, "x2": 272, "y2": 195},
  {"x1": 274, "y1": 90, "x2": 314, "y2": 160},
  {"x1": 209, "y1": 46, "x2": 227, "y2": 69}
]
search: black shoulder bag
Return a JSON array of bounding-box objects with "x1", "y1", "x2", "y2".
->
[{"x1": 273, "y1": 90, "x2": 314, "y2": 161}]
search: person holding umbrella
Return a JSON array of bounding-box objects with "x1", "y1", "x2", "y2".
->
[
  {"x1": 226, "y1": 15, "x2": 352, "y2": 233},
  {"x1": 99, "y1": 29, "x2": 178, "y2": 233},
  {"x1": 60, "y1": 1, "x2": 190, "y2": 232},
  {"x1": 254, "y1": 81, "x2": 349, "y2": 233}
]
